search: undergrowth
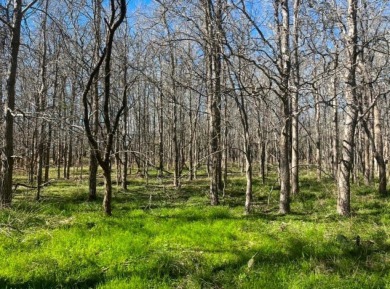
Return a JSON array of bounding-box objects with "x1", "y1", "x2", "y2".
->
[{"x1": 0, "y1": 170, "x2": 389, "y2": 288}]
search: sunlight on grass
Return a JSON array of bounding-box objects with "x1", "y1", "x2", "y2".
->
[{"x1": 0, "y1": 171, "x2": 389, "y2": 288}]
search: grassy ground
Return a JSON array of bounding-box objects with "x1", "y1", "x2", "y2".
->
[{"x1": 0, "y1": 170, "x2": 389, "y2": 288}]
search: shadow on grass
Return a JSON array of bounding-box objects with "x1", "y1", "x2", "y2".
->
[
  {"x1": 0, "y1": 272, "x2": 104, "y2": 289},
  {"x1": 146, "y1": 233, "x2": 389, "y2": 288}
]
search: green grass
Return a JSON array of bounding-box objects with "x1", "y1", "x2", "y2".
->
[{"x1": 0, "y1": 170, "x2": 389, "y2": 288}]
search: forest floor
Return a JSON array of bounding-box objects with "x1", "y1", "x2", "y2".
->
[{"x1": 0, "y1": 169, "x2": 389, "y2": 289}]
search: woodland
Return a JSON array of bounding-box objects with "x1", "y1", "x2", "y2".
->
[{"x1": 0, "y1": 0, "x2": 389, "y2": 288}]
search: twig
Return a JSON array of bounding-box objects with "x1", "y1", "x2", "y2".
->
[
  {"x1": 13, "y1": 180, "x2": 54, "y2": 192},
  {"x1": 0, "y1": 223, "x2": 23, "y2": 234}
]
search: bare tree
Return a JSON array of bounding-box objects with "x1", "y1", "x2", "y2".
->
[
  {"x1": 276, "y1": 0, "x2": 292, "y2": 214},
  {"x1": 291, "y1": 0, "x2": 301, "y2": 196},
  {"x1": 82, "y1": 0, "x2": 127, "y2": 215},
  {"x1": 0, "y1": 0, "x2": 38, "y2": 207},
  {"x1": 87, "y1": 0, "x2": 103, "y2": 201},
  {"x1": 203, "y1": 0, "x2": 224, "y2": 205},
  {"x1": 337, "y1": 0, "x2": 358, "y2": 216},
  {"x1": 36, "y1": 0, "x2": 49, "y2": 200}
]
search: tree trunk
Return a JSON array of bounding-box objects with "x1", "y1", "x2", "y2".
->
[
  {"x1": 44, "y1": 123, "x2": 52, "y2": 182},
  {"x1": 361, "y1": 100, "x2": 387, "y2": 196},
  {"x1": 205, "y1": 0, "x2": 223, "y2": 205},
  {"x1": 121, "y1": 48, "x2": 129, "y2": 191},
  {"x1": 36, "y1": 0, "x2": 49, "y2": 200},
  {"x1": 332, "y1": 72, "x2": 339, "y2": 179},
  {"x1": 89, "y1": 153, "x2": 98, "y2": 201},
  {"x1": 222, "y1": 95, "x2": 228, "y2": 193},
  {"x1": 279, "y1": 101, "x2": 291, "y2": 214},
  {"x1": 102, "y1": 165, "x2": 112, "y2": 216},
  {"x1": 337, "y1": 0, "x2": 358, "y2": 216},
  {"x1": 0, "y1": 26, "x2": 3, "y2": 184},
  {"x1": 363, "y1": 133, "x2": 372, "y2": 185},
  {"x1": 158, "y1": 83, "x2": 164, "y2": 178},
  {"x1": 88, "y1": 0, "x2": 102, "y2": 201},
  {"x1": 162, "y1": 13, "x2": 180, "y2": 187},
  {"x1": 260, "y1": 140, "x2": 266, "y2": 184},
  {"x1": 244, "y1": 132, "x2": 252, "y2": 215},
  {"x1": 291, "y1": 0, "x2": 300, "y2": 195},
  {"x1": 188, "y1": 100, "x2": 194, "y2": 181},
  {"x1": 315, "y1": 95, "x2": 321, "y2": 181},
  {"x1": 374, "y1": 102, "x2": 387, "y2": 196},
  {"x1": 1, "y1": 0, "x2": 23, "y2": 208},
  {"x1": 277, "y1": 0, "x2": 291, "y2": 214}
]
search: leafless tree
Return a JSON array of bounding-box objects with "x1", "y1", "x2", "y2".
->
[
  {"x1": 82, "y1": 0, "x2": 127, "y2": 215},
  {"x1": 0, "y1": 0, "x2": 39, "y2": 207}
]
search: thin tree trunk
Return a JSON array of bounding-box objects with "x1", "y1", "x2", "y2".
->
[
  {"x1": 222, "y1": 95, "x2": 228, "y2": 193},
  {"x1": 36, "y1": 0, "x2": 49, "y2": 200},
  {"x1": 315, "y1": 94, "x2": 321, "y2": 181},
  {"x1": 44, "y1": 123, "x2": 52, "y2": 182},
  {"x1": 158, "y1": 77, "x2": 164, "y2": 178},
  {"x1": 188, "y1": 90, "x2": 194, "y2": 181},
  {"x1": 244, "y1": 137, "x2": 252, "y2": 215},
  {"x1": 66, "y1": 137, "x2": 72, "y2": 179},
  {"x1": 360, "y1": 92, "x2": 387, "y2": 196},
  {"x1": 121, "y1": 45, "x2": 129, "y2": 190},
  {"x1": 88, "y1": 0, "x2": 102, "y2": 201},
  {"x1": 291, "y1": 0, "x2": 300, "y2": 195},
  {"x1": 260, "y1": 140, "x2": 266, "y2": 184},
  {"x1": 360, "y1": 49, "x2": 387, "y2": 195},
  {"x1": 364, "y1": 132, "x2": 371, "y2": 185},
  {"x1": 374, "y1": 102, "x2": 387, "y2": 196},
  {"x1": 332, "y1": 60, "x2": 339, "y2": 179},
  {"x1": 115, "y1": 136, "x2": 121, "y2": 186}
]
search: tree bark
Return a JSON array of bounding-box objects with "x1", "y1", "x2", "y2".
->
[
  {"x1": 277, "y1": 0, "x2": 291, "y2": 214},
  {"x1": 102, "y1": 165, "x2": 112, "y2": 216},
  {"x1": 337, "y1": 0, "x2": 358, "y2": 216},
  {"x1": 36, "y1": 0, "x2": 49, "y2": 200},
  {"x1": 158, "y1": 73, "x2": 164, "y2": 178},
  {"x1": 204, "y1": 0, "x2": 223, "y2": 205},
  {"x1": 1, "y1": 0, "x2": 23, "y2": 208},
  {"x1": 88, "y1": 0, "x2": 103, "y2": 201},
  {"x1": 332, "y1": 58, "x2": 339, "y2": 180},
  {"x1": 291, "y1": 0, "x2": 300, "y2": 195},
  {"x1": 315, "y1": 92, "x2": 322, "y2": 181},
  {"x1": 279, "y1": 100, "x2": 291, "y2": 214},
  {"x1": 373, "y1": 103, "x2": 387, "y2": 196}
]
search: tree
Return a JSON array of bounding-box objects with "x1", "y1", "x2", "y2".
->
[
  {"x1": 36, "y1": 0, "x2": 49, "y2": 201},
  {"x1": 82, "y1": 0, "x2": 127, "y2": 215},
  {"x1": 162, "y1": 7, "x2": 180, "y2": 187},
  {"x1": 291, "y1": 0, "x2": 301, "y2": 196},
  {"x1": 358, "y1": 0, "x2": 389, "y2": 196},
  {"x1": 226, "y1": 61, "x2": 254, "y2": 214},
  {"x1": 0, "y1": 0, "x2": 38, "y2": 208},
  {"x1": 88, "y1": 0, "x2": 103, "y2": 201},
  {"x1": 337, "y1": 0, "x2": 358, "y2": 216},
  {"x1": 203, "y1": 0, "x2": 224, "y2": 205},
  {"x1": 275, "y1": 0, "x2": 292, "y2": 214}
]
